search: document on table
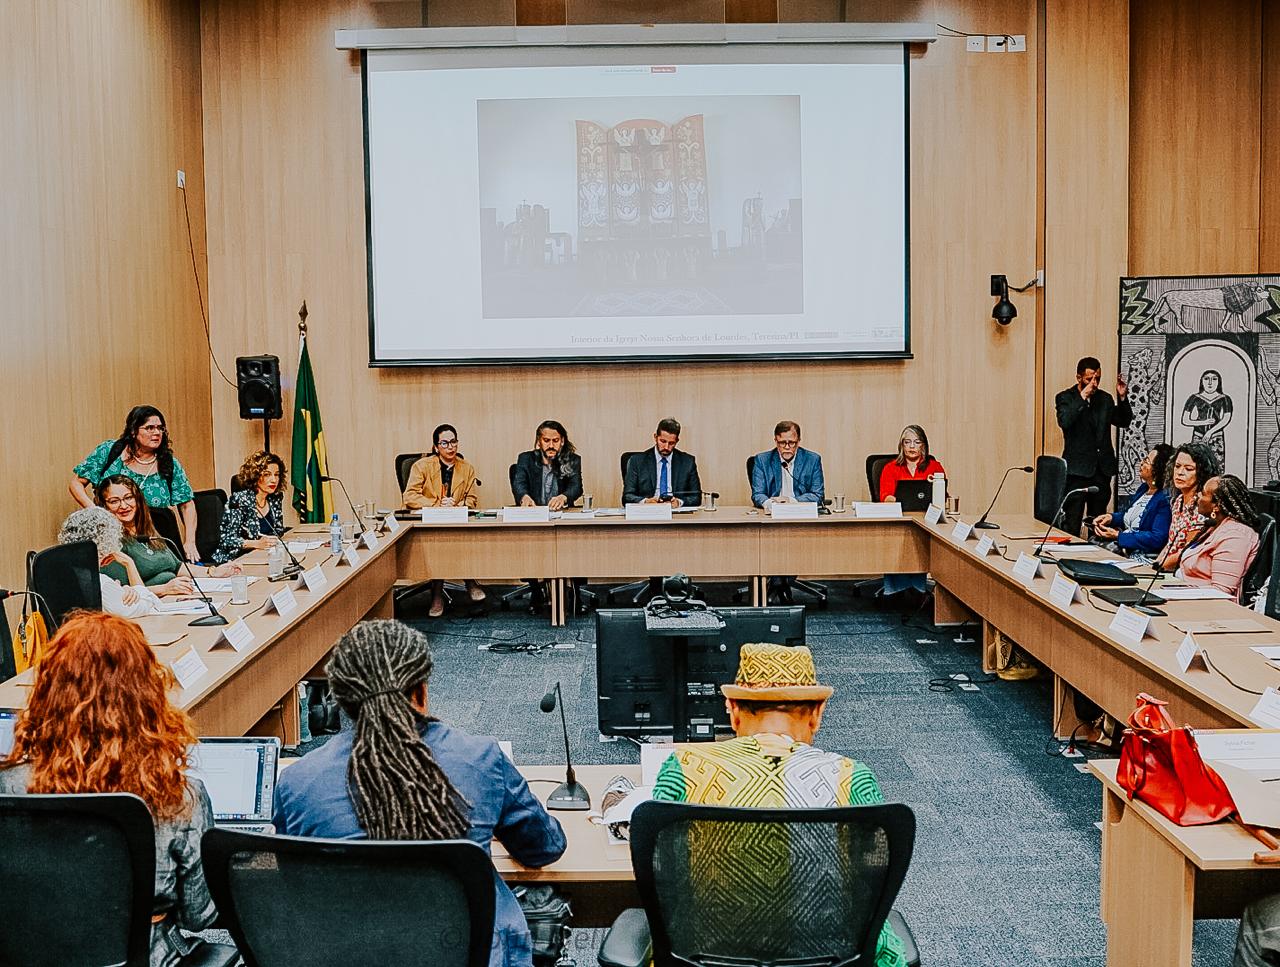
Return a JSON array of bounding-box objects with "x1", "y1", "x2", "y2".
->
[
  {"x1": 155, "y1": 600, "x2": 217, "y2": 615},
  {"x1": 1156, "y1": 585, "x2": 1233, "y2": 601},
  {"x1": 1169, "y1": 618, "x2": 1267, "y2": 634},
  {"x1": 286, "y1": 539, "x2": 326, "y2": 554},
  {"x1": 194, "y1": 576, "x2": 260, "y2": 594}
]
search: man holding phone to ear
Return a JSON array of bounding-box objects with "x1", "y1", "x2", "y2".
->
[{"x1": 1055, "y1": 355, "x2": 1132, "y2": 536}]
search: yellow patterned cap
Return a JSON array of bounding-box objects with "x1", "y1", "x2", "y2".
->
[{"x1": 721, "y1": 643, "x2": 833, "y2": 701}]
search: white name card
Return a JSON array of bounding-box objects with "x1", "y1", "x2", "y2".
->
[
  {"x1": 772, "y1": 502, "x2": 820, "y2": 520},
  {"x1": 853, "y1": 502, "x2": 902, "y2": 519},
  {"x1": 1249, "y1": 688, "x2": 1280, "y2": 729},
  {"x1": 1109, "y1": 605, "x2": 1157, "y2": 647},
  {"x1": 334, "y1": 546, "x2": 361, "y2": 568},
  {"x1": 383, "y1": 514, "x2": 401, "y2": 533},
  {"x1": 925, "y1": 503, "x2": 945, "y2": 525},
  {"x1": 1048, "y1": 572, "x2": 1083, "y2": 609},
  {"x1": 360, "y1": 530, "x2": 380, "y2": 551},
  {"x1": 626, "y1": 503, "x2": 673, "y2": 521},
  {"x1": 502, "y1": 505, "x2": 552, "y2": 523},
  {"x1": 300, "y1": 565, "x2": 328, "y2": 593},
  {"x1": 1175, "y1": 632, "x2": 1209, "y2": 674},
  {"x1": 217, "y1": 618, "x2": 256, "y2": 653},
  {"x1": 263, "y1": 586, "x2": 299, "y2": 618},
  {"x1": 169, "y1": 647, "x2": 208, "y2": 690},
  {"x1": 419, "y1": 507, "x2": 469, "y2": 523},
  {"x1": 1012, "y1": 553, "x2": 1042, "y2": 586},
  {"x1": 950, "y1": 520, "x2": 974, "y2": 542},
  {"x1": 973, "y1": 535, "x2": 997, "y2": 557}
]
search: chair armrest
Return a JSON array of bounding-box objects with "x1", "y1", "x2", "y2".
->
[{"x1": 597, "y1": 907, "x2": 651, "y2": 967}]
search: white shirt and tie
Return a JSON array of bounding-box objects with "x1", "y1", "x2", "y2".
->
[{"x1": 653, "y1": 447, "x2": 673, "y2": 499}]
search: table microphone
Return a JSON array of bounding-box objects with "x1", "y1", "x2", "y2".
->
[
  {"x1": 242, "y1": 524, "x2": 302, "y2": 580},
  {"x1": 1034, "y1": 485, "x2": 1098, "y2": 558},
  {"x1": 1131, "y1": 549, "x2": 1171, "y2": 616},
  {"x1": 155, "y1": 537, "x2": 228, "y2": 627},
  {"x1": 319, "y1": 474, "x2": 362, "y2": 529},
  {"x1": 539, "y1": 682, "x2": 590, "y2": 811},
  {"x1": 974, "y1": 466, "x2": 1034, "y2": 529}
]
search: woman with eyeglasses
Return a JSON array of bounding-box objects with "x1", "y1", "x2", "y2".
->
[
  {"x1": 878, "y1": 425, "x2": 946, "y2": 502},
  {"x1": 402, "y1": 424, "x2": 486, "y2": 617},
  {"x1": 69, "y1": 405, "x2": 199, "y2": 562},
  {"x1": 96, "y1": 476, "x2": 240, "y2": 596}
]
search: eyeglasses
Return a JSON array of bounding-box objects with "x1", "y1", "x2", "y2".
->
[
  {"x1": 437, "y1": 439, "x2": 459, "y2": 448},
  {"x1": 902, "y1": 438, "x2": 923, "y2": 447},
  {"x1": 775, "y1": 440, "x2": 799, "y2": 448},
  {"x1": 139, "y1": 424, "x2": 165, "y2": 433},
  {"x1": 104, "y1": 496, "x2": 137, "y2": 508}
]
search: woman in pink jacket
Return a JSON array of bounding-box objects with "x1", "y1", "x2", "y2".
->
[{"x1": 1177, "y1": 474, "x2": 1261, "y2": 600}]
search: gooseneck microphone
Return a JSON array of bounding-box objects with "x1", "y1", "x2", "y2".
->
[
  {"x1": 319, "y1": 475, "x2": 362, "y2": 530},
  {"x1": 974, "y1": 466, "x2": 1035, "y2": 530},
  {"x1": 1132, "y1": 548, "x2": 1172, "y2": 616},
  {"x1": 242, "y1": 523, "x2": 302, "y2": 580},
  {"x1": 539, "y1": 682, "x2": 591, "y2": 811},
  {"x1": 156, "y1": 537, "x2": 228, "y2": 627},
  {"x1": 1034, "y1": 485, "x2": 1099, "y2": 557}
]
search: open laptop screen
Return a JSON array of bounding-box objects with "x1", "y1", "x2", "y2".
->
[{"x1": 188, "y1": 738, "x2": 280, "y2": 822}]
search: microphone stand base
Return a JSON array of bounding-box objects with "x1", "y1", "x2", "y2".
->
[
  {"x1": 974, "y1": 520, "x2": 1000, "y2": 529},
  {"x1": 546, "y1": 781, "x2": 592, "y2": 811},
  {"x1": 189, "y1": 613, "x2": 230, "y2": 627}
]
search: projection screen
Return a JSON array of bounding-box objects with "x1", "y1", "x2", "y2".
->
[{"x1": 363, "y1": 42, "x2": 909, "y2": 365}]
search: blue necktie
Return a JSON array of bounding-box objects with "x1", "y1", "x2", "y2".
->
[{"x1": 659, "y1": 457, "x2": 669, "y2": 497}]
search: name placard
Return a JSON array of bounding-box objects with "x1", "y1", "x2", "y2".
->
[
  {"x1": 950, "y1": 520, "x2": 974, "y2": 542},
  {"x1": 217, "y1": 618, "x2": 256, "y2": 653},
  {"x1": 925, "y1": 503, "x2": 945, "y2": 525},
  {"x1": 1012, "y1": 553, "x2": 1042, "y2": 586},
  {"x1": 419, "y1": 507, "x2": 469, "y2": 523},
  {"x1": 300, "y1": 565, "x2": 328, "y2": 593},
  {"x1": 1250, "y1": 688, "x2": 1280, "y2": 729},
  {"x1": 625, "y1": 503, "x2": 673, "y2": 521},
  {"x1": 360, "y1": 530, "x2": 380, "y2": 551},
  {"x1": 263, "y1": 586, "x2": 299, "y2": 618},
  {"x1": 383, "y1": 514, "x2": 401, "y2": 533},
  {"x1": 1109, "y1": 605, "x2": 1157, "y2": 647},
  {"x1": 973, "y1": 535, "x2": 997, "y2": 557},
  {"x1": 170, "y1": 647, "x2": 209, "y2": 690},
  {"x1": 1048, "y1": 572, "x2": 1082, "y2": 609},
  {"x1": 335, "y1": 546, "x2": 361, "y2": 568},
  {"x1": 772, "y1": 502, "x2": 820, "y2": 520},
  {"x1": 1175, "y1": 632, "x2": 1210, "y2": 674},
  {"x1": 853, "y1": 502, "x2": 902, "y2": 520},
  {"x1": 502, "y1": 506, "x2": 552, "y2": 523}
]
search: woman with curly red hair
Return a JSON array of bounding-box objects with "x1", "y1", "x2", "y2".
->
[{"x1": 0, "y1": 612, "x2": 225, "y2": 966}]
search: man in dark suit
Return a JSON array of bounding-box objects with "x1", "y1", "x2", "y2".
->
[
  {"x1": 623, "y1": 417, "x2": 702, "y2": 507},
  {"x1": 1055, "y1": 355, "x2": 1132, "y2": 536},
  {"x1": 513, "y1": 420, "x2": 582, "y2": 510}
]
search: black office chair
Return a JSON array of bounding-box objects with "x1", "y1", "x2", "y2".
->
[
  {"x1": 202, "y1": 829, "x2": 495, "y2": 967},
  {"x1": 736, "y1": 454, "x2": 828, "y2": 607},
  {"x1": 1244, "y1": 512, "x2": 1276, "y2": 604},
  {"x1": 394, "y1": 452, "x2": 426, "y2": 494},
  {"x1": 866, "y1": 453, "x2": 897, "y2": 501},
  {"x1": 27, "y1": 540, "x2": 102, "y2": 630},
  {"x1": 192, "y1": 488, "x2": 228, "y2": 564},
  {"x1": 598, "y1": 800, "x2": 921, "y2": 967},
  {"x1": 0, "y1": 792, "x2": 237, "y2": 967},
  {"x1": 0, "y1": 595, "x2": 15, "y2": 682},
  {"x1": 1034, "y1": 455, "x2": 1069, "y2": 527},
  {"x1": 608, "y1": 450, "x2": 658, "y2": 606},
  {"x1": 150, "y1": 504, "x2": 185, "y2": 558}
]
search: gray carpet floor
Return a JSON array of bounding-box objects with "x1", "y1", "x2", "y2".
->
[{"x1": 289, "y1": 582, "x2": 1240, "y2": 966}]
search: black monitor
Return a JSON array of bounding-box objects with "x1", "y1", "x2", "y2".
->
[{"x1": 596, "y1": 606, "x2": 806, "y2": 741}]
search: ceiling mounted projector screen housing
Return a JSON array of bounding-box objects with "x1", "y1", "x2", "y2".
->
[{"x1": 363, "y1": 42, "x2": 909, "y2": 365}]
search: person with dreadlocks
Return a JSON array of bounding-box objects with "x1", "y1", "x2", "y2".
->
[
  {"x1": 273, "y1": 620, "x2": 566, "y2": 967},
  {"x1": 1175, "y1": 474, "x2": 1261, "y2": 601}
]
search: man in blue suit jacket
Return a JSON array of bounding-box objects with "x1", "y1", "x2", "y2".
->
[{"x1": 752, "y1": 420, "x2": 825, "y2": 508}]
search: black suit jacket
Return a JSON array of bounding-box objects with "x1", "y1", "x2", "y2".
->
[
  {"x1": 1054, "y1": 385, "x2": 1133, "y2": 478},
  {"x1": 623, "y1": 449, "x2": 701, "y2": 506},
  {"x1": 511, "y1": 450, "x2": 583, "y2": 506}
]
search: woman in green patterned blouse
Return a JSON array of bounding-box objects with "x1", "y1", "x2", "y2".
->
[{"x1": 69, "y1": 405, "x2": 200, "y2": 561}]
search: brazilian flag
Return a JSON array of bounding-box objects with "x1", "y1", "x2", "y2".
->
[{"x1": 290, "y1": 334, "x2": 332, "y2": 523}]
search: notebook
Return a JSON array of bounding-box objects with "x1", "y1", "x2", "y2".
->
[{"x1": 188, "y1": 737, "x2": 281, "y2": 834}]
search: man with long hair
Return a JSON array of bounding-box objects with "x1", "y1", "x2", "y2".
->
[
  {"x1": 273, "y1": 620, "x2": 566, "y2": 967},
  {"x1": 0, "y1": 613, "x2": 223, "y2": 966}
]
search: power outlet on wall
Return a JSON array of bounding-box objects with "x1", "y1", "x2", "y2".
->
[
  {"x1": 966, "y1": 36, "x2": 984, "y2": 53},
  {"x1": 987, "y1": 35, "x2": 1008, "y2": 52},
  {"x1": 177, "y1": 169, "x2": 186, "y2": 189},
  {"x1": 1007, "y1": 34, "x2": 1027, "y2": 52}
]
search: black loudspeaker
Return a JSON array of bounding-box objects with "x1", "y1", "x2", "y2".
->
[{"x1": 236, "y1": 355, "x2": 283, "y2": 420}]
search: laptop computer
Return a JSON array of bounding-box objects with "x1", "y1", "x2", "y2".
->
[
  {"x1": 894, "y1": 479, "x2": 933, "y2": 512},
  {"x1": 0, "y1": 709, "x2": 16, "y2": 757},
  {"x1": 188, "y1": 737, "x2": 281, "y2": 834},
  {"x1": 1091, "y1": 586, "x2": 1166, "y2": 608}
]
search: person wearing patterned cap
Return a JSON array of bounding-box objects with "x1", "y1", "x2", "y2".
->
[{"x1": 652, "y1": 642, "x2": 906, "y2": 967}]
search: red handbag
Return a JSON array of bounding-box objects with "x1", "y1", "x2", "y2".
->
[{"x1": 1116, "y1": 693, "x2": 1236, "y2": 826}]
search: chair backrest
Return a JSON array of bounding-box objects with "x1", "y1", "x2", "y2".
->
[
  {"x1": 620, "y1": 450, "x2": 645, "y2": 485},
  {"x1": 866, "y1": 453, "x2": 896, "y2": 500},
  {"x1": 192, "y1": 488, "x2": 228, "y2": 564},
  {"x1": 395, "y1": 452, "x2": 426, "y2": 494},
  {"x1": 201, "y1": 830, "x2": 496, "y2": 967},
  {"x1": 629, "y1": 800, "x2": 915, "y2": 967},
  {"x1": 27, "y1": 541, "x2": 102, "y2": 630},
  {"x1": 150, "y1": 505, "x2": 184, "y2": 558},
  {"x1": 0, "y1": 596, "x2": 13, "y2": 681},
  {"x1": 745, "y1": 454, "x2": 756, "y2": 486},
  {"x1": 1034, "y1": 455, "x2": 1069, "y2": 526},
  {"x1": 1245, "y1": 512, "x2": 1276, "y2": 602},
  {"x1": 508, "y1": 463, "x2": 519, "y2": 503},
  {"x1": 0, "y1": 792, "x2": 155, "y2": 967}
]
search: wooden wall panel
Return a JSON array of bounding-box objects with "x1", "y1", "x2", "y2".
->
[
  {"x1": 1128, "y1": 0, "x2": 1262, "y2": 276},
  {"x1": 1043, "y1": 0, "x2": 1128, "y2": 457},
  {"x1": 1263, "y1": 0, "x2": 1280, "y2": 271},
  {"x1": 200, "y1": 0, "x2": 1040, "y2": 521},
  {"x1": 0, "y1": 0, "x2": 212, "y2": 591}
]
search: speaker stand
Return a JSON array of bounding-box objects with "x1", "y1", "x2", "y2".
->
[{"x1": 262, "y1": 418, "x2": 271, "y2": 453}]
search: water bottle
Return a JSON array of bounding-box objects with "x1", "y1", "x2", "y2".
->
[
  {"x1": 267, "y1": 540, "x2": 284, "y2": 579},
  {"x1": 329, "y1": 513, "x2": 342, "y2": 554},
  {"x1": 931, "y1": 473, "x2": 947, "y2": 509}
]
